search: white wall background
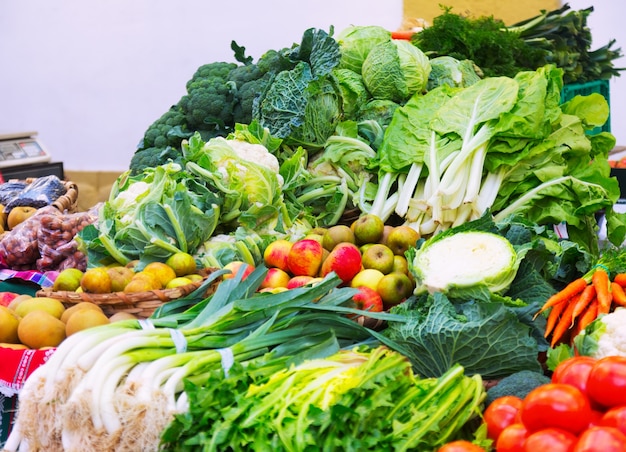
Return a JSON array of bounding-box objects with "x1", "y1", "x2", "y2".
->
[
  {"x1": 0, "y1": 1, "x2": 624, "y2": 173},
  {"x1": 0, "y1": 0, "x2": 403, "y2": 172}
]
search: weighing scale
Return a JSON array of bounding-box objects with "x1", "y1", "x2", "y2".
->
[
  {"x1": 0, "y1": 131, "x2": 52, "y2": 168},
  {"x1": 0, "y1": 131, "x2": 63, "y2": 180}
]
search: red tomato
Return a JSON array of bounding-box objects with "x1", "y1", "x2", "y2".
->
[
  {"x1": 588, "y1": 409, "x2": 606, "y2": 428},
  {"x1": 521, "y1": 383, "x2": 591, "y2": 434},
  {"x1": 552, "y1": 356, "x2": 596, "y2": 385},
  {"x1": 587, "y1": 356, "x2": 626, "y2": 408},
  {"x1": 573, "y1": 426, "x2": 626, "y2": 451},
  {"x1": 523, "y1": 428, "x2": 577, "y2": 451},
  {"x1": 552, "y1": 356, "x2": 596, "y2": 395},
  {"x1": 437, "y1": 440, "x2": 485, "y2": 451},
  {"x1": 496, "y1": 423, "x2": 528, "y2": 452},
  {"x1": 600, "y1": 406, "x2": 626, "y2": 436},
  {"x1": 484, "y1": 396, "x2": 523, "y2": 441}
]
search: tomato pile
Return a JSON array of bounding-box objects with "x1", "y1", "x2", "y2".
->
[{"x1": 486, "y1": 356, "x2": 626, "y2": 451}]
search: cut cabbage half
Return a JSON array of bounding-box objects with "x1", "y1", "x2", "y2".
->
[{"x1": 412, "y1": 231, "x2": 518, "y2": 295}]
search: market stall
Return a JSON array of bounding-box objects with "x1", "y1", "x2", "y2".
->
[{"x1": 1, "y1": 4, "x2": 626, "y2": 451}]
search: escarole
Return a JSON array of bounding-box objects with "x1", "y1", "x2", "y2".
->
[{"x1": 409, "y1": 225, "x2": 524, "y2": 298}]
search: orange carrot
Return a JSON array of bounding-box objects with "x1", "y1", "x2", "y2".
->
[
  {"x1": 570, "y1": 285, "x2": 596, "y2": 326},
  {"x1": 611, "y1": 281, "x2": 626, "y2": 307},
  {"x1": 577, "y1": 298, "x2": 599, "y2": 331},
  {"x1": 592, "y1": 268, "x2": 612, "y2": 315},
  {"x1": 544, "y1": 295, "x2": 574, "y2": 338},
  {"x1": 614, "y1": 273, "x2": 626, "y2": 287},
  {"x1": 535, "y1": 277, "x2": 588, "y2": 319},
  {"x1": 550, "y1": 299, "x2": 579, "y2": 348},
  {"x1": 391, "y1": 30, "x2": 415, "y2": 40}
]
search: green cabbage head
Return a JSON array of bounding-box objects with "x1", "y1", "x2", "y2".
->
[
  {"x1": 337, "y1": 25, "x2": 391, "y2": 74},
  {"x1": 362, "y1": 40, "x2": 431, "y2": 103}
]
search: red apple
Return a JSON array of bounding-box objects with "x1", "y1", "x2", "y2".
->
[
  {"x1": 0, "y1": 292, "x2": 19, "y2": 307},
  {"x1": 286, "y1": 275, "x2": 315, "y2": 289},
  {"x1": 320, "y1": 242, "x2": 362, "y2": 283},
  {"x1": 223, "y1": 261, "x2": 255, "y2": 280},
  {"x1": 263, "y1": 239, "x2": 293, "y2": 271},
  {"x1": 352, "y1": 286, "x2": 383, "y2": 313},
  {"x1": 287, "y1": 239, "x2": 324, "y2": 277},
  {"x1": 259, "y1": 267, "x2": 291, "y2": 290}
]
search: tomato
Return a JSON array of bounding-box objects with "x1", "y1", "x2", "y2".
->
[
  {"x1": 437, "y1": 440, "x2": 485, "y2": 451},
  {"x1": 523, "y1": 427, "x2": 578, "y2": 451},
  {"x1": 587, "y1": 356, "x2": 626, "y2": 408},
  {"x1": 484, "y1": 396, "x2": 523, "y2": 441},
  {"x1": 588, "y1": 409, "x2": 606, "y2": 428},
  {"x1": 520, "y1": 383, "x2": 591, "y2": 434},
  {"x1": 495, "y1": 423, "x2": 528, "y2": 452},
  {"x1": 600, "y1": 406, "x2": 626, "y2": 435},
  {"x1": 572, "y1": 426, "x2": 626, "y2": 451},
  {"x1": 552, "y1": 356, "x2": 596, "y2": 395},
  {"x1": 552, "y1": 356, "x2": 596, "y2": 385}
]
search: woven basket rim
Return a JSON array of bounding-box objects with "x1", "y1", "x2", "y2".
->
[{"x1": 36, "y1": 268, "x2": 218, "y2": 307}]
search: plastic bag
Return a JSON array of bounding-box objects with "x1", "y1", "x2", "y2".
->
[
  {"x1": 36, "y1": 210, "x2": 97, "y2": 271},
  {"x1": 4, "y1": 175, "x2": 67, "y2": 212},
  {"x1": 0, "y1": 181, "x2": 28, "y2": 205}
]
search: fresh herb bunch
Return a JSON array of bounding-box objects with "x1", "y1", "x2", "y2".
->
[
  {"x1": 412, "y1": 6, "x2": 545, "y2": 78},
  {"x1": 413, "y1": 4, "x2": 624, "y2": 84}
]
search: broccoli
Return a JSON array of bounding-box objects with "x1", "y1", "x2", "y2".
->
[
  {"x1": 485, "y1": 370, "x2": 551, "y2": 405},
  {"x1": 178, "y1": 62, "x2": 238, "y2": 133},
  {"x1": 139, "y1": 105, "x2": 192, "y2": 150},
  {"x1": 129, "y1": 146, "x2": 183, "y2": 176}
]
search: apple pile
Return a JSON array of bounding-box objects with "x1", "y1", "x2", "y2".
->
[{"x1": 247, "y1": 214, "x2": 419, "y2": 313}]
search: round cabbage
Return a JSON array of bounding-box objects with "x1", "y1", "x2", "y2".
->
[
  {"x1": 362, "y1": 40, "x2": 431, "y2": 104},
  {"x1": 337, "y1": 25, "x2": 391, "y2": 74}
]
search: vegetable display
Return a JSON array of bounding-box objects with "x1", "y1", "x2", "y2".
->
[{"x1": 4, "y1": 6, "x2": 626, "y2": 451}]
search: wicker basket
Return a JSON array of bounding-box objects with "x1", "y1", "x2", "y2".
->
[{"x1": 36, "y1": 269, "x2": 220, "y2": 319}]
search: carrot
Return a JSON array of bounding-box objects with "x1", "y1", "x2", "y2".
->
[
  {"x1": 535, "y1": 277, "x2": 588, "y2": 319},
  {"x1": 592, "y1": 268, "x2": 612, "y2": 315},
  {"x1": 544, "y1": 295, "x2": 574, "y2": 338},
  {"x1": 577, "y1": 298, "x2": 599, "y2": 332},
  {"x1": 391, "y1": 30, "x2": 415, "y2": 40},
  {"x1": 614, "y1": 273, "x2": 626, "y2": 287},
  {"x1": 550, "y1": 299, "x2": 579, "y2": 348},
  {"x1": 570, "y1": 285, "x2": 596, "y2": 326},
  {"x1": 611, "y1": 281, "x2": 626, "y2": 307}
]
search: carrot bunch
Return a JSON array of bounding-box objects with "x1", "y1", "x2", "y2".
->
[{"x1": 537, "y1": 266, "x2": 626, "y2": 348}]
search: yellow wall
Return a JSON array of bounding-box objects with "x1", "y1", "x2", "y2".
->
[{"x1": 403, "y1": 0, "x2": 561, "y2": 27}]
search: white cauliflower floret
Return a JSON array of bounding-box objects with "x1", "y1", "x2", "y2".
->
[
  {"x1": 227, "y1": 140, "x2": 280, "y2": 173},
  {"x1": 594, "y1": 308, "x2": 626, "y2": 358}
]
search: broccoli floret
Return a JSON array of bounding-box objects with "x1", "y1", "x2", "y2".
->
[
  {"x1": 129, "y1": 146, "x2": 183, "y2": 176},
  {"x1": 179, "y1": 62, "x2": 238, "y2": 132},
  {"x1": 140, "y1": 105, "x2": 191, "y2": 150},
  {"x1": 229, "y1": 65, "x2": 274, "y2": 125},
  {"x1": 485, "y1": 370, "x2": 551, "y2": 406}
]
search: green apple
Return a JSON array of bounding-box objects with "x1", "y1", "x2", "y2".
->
[
  {"x1": 377, "y1": 272, "x2": 414, "y2": 309},
  {"x1": 350, "y1": 268, "x2": 385, "y2": 292},
  {"x1": 107, "y1": 266, "x2": 135, "y2": 292},
  {"x1": 361, "y1": 244, "x2": 395, "y2": 274},
  {"x1": 352, "y1": 213, "x2": 385, "y2": 245},
  {"x1": 322, "y1": 225, "x2": 356, "y2": 251},
  {"x1": 392, "y1": 255, "x2": 410, "y2": 275},
  {"x1": 386, "y1": 225, "x2": 420, "y2": 256}
]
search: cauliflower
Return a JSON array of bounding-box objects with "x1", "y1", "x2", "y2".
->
[
  {"x1": 574, "y1": 307, "x2": 626, "y2": 358},
  {"x1": 227, "y1": 140, "x2": 280, "y2": 173}
]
